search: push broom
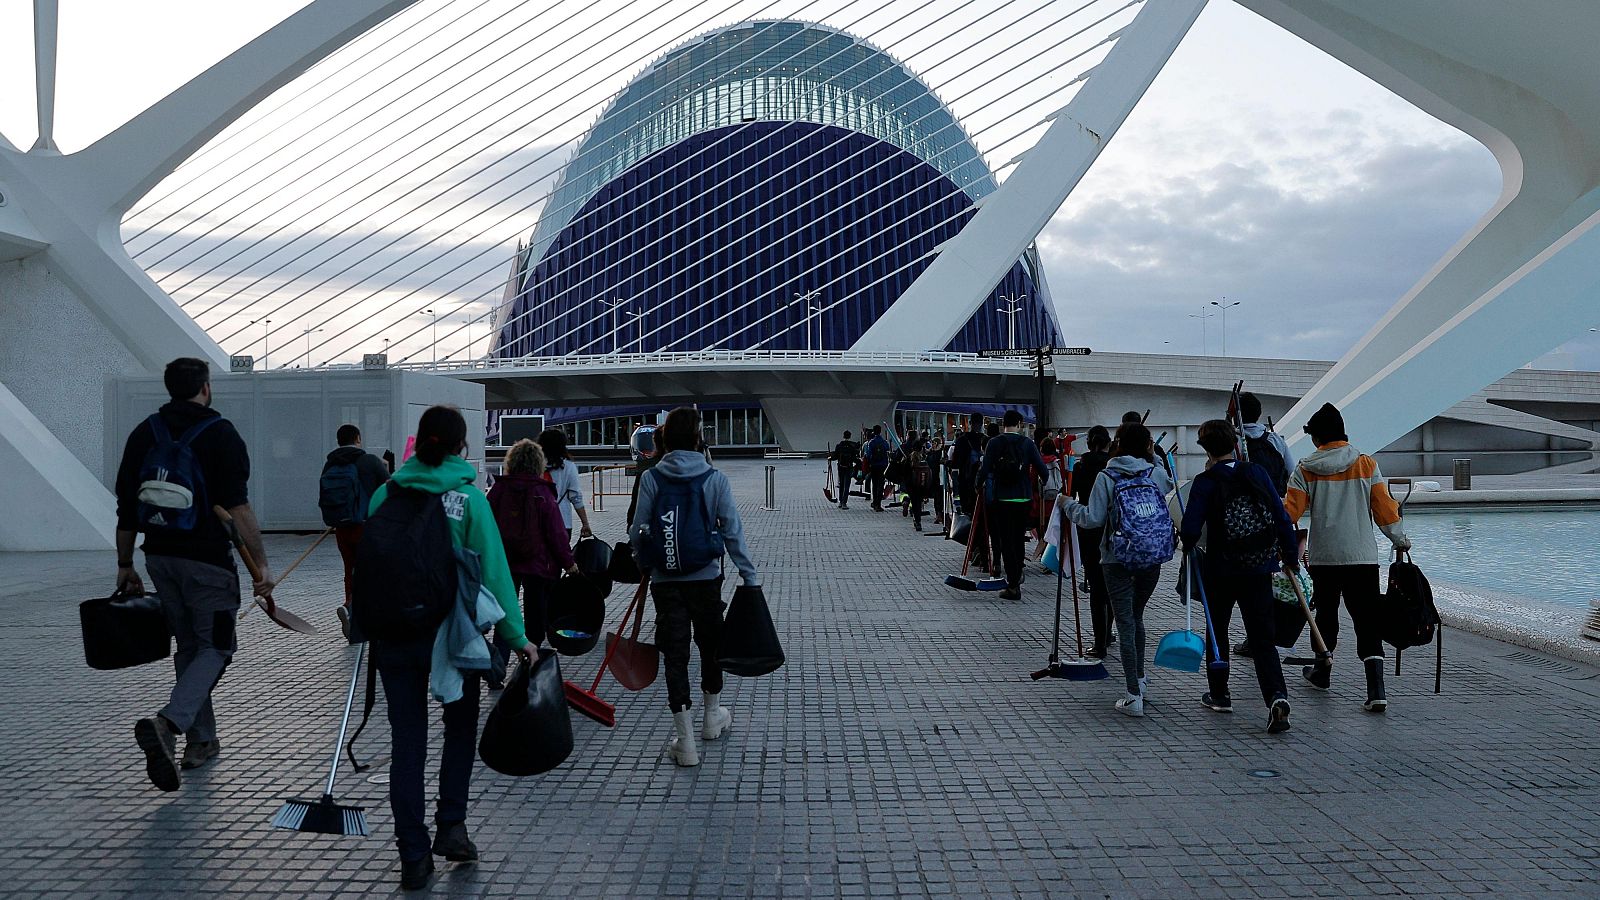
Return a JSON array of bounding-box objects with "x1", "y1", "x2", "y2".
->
[
  {"x1": 271, "y1": 643, "x2": 369, "y2": 836},
  {"x1": 1032, "y1": 459, "x2": 1107, "y2": 681},
  {"x1": 943, "y1": 500, "x2": 1005, "y2": 591}
]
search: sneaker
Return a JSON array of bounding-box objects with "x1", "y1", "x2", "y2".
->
[
  {"x1": 998, "y1": 587, "x2": 1020, "y2": 601},
  {"x1": 181, "y1": 739, "x2": 220, "y2": 770},
  {"x1": 431, "y1": 821, "x2": 478, "y2": 862},
  {"x1": 1268, "y1": 698, "x2": 1292, "y2": 733},
  {"x1": 1114, "y1": 694, "x2": 1144, "y2": 717},
  {"x1": 336, "y1": 605, "x2": 352, "y2": 641},
  {"x1": 400, "y1": 855, "x2": 435, "y2": 890},
  {"x1": 1138, "y1": 676, "x2": 1149, "y2": 701},
  {"x1": 1200, "y1": 692, "x2": 1233, "y2": 713},
  {"x1": 1302, "y1": 665, "x2": 1331, "y2": 691},
  {"x1": 135, "y1": 716, "x2": 180, "y2": 792},
  {"x1": 1085, "y1": 647, "x2": 1107, "y2": 660}
]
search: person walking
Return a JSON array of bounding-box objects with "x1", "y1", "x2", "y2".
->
[
  {"x1": 862, "y1": 425, "x2": 892, "y2": 512},
  {"x1": 538, "y1": 428, "x2": 592, "y2": 542},
  {"x1": 1284, "y1": 403, "x2": 1411, "y2": 712},
  {"x1": 115, "y1": 358, "x2": 270, "y2": 788},
  {"x1": 488, "y1": 439, "x2": 580, "y2": 657},
  {"x1": 905, "y1": 436, "x2": 936, "y2": 532},
  {"x1": 976, "y1": 410, "x2": 1049, "y2": 600},
  {"x1": 1073, "y1": 425, "x2": 1114, "y2": 658},
  {"x1": 320, "y1": 423, "x2": 389, "y2": 635},
  {"x1": 1058, "y1": 422, "x2": 1175, "y2": 716},
  {"x1": 1179, "y1": 419, "x2": 1300, "y2": 733},
  {"x1": 826, "y1": 430, "x2": 859, "y2": 510},
  {"x1": 927, "y1": 435, "x2": 947, "y2": 527},
  {"x1": 1232, "y1": 392, "x2": 1294, "y2": 659},
  {"x1": 630, "y1": 407, "x2": 759, "y2": 767},
  {"x1": 361, "y1": 405, "x2": 534, "y2": 889}
]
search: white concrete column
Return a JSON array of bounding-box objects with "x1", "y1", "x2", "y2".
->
[{"x1": 30, "y1": 0, "x2": 60, "y2": 153}]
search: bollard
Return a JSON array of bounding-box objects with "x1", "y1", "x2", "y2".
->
[
  {"x1": 1452, "y1": 458, "x2": 1471, "y2": 491},
  {"x1": 760, "y1": 465, "x2": 779, "y2": 510}
]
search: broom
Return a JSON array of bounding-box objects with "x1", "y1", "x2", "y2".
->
[
  {"x1": 563, "y1": 580, "x2": 650, "y2": 727},
  {"x1": 1032, "y1": 460, "x2": 1107, "y2": 681},
  {"x1": 271, "y1": 643, "x2": 369, "y2": 836},
  {"x1": 823, "y1": 464, "x2": 835, "y2": 503}
]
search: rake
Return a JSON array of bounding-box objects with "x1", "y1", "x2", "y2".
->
[{"x1": 271, "y1": 644, "x2": 369, "y2": 836}]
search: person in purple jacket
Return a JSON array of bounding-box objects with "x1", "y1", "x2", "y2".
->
[
  {"x1": 1179, "y1": 419, "x2": 1301, "y2": 734},
  {"x1": 488, "y1": 440, "x2": 579, "y2": 655}
]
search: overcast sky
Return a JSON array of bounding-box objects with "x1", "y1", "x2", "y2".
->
[{"x1": 3, "y1": 0, "x2": 1596, "y2": 369}]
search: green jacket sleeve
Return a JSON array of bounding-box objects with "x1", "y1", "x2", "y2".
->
[{"x1": 463, "y1": 487, "x2": 528, "y2": 650}]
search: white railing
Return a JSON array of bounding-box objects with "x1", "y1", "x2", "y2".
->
[{"x1": 386, "y1": 348, "x2": 1042, "y2": 373}]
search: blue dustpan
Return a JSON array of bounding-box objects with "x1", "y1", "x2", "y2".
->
[
  {"x1": 1042, "y1": 543, "x2": 1060, "y2": 574},
  {"x1": 1154, "y1": 629, "x2": 1204, "y2": 672}
]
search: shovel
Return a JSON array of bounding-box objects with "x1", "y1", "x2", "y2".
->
[
  {"x1": 564, "y1": 579, "x2": 654, "y2": 727},
  {"x1": 823, "y1": 465, "x2": 836, "y2": 503},
  {"x1": 214, "y1": 506, "x2": 317, "y2": 634}
]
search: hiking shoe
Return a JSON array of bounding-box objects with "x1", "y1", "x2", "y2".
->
[
  {"x1": 701, "y1": 693, "x2": 731, "y2": 741},
  {"x1": 400, "y1": 855, "x2": 435, "y2": 890},
  {"x1": 431, "y1": 822, "x2": 478, "y2": 862},
  {"x1": 135, "y1": 716, "x2": 180, "y2": 792},
  {"x1": 1268, "y1": 698, "x2": 1292, "y2": 733},
  {"x1": 1201, "y1": 692, "x2": 1233, "y2": 713},
  {"x1": 664, "y1": 710, "x2": 700, "y2": 767},
  {"x1": 1302, "y1": 665, "x2": 1331, "y2": 691},
  {"x1": 181, "y1": 739, "x2": 220, "y2": 770},
  {"x1": 998, "y1": 586, "x2": 1020, "y2": 601},
  {"x1": 1114, "y1": 694, "x2": 1144, "y2": 717}
]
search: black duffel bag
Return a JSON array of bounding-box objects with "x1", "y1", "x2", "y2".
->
[
  {"x1": 573, "y1": 537, "x2": 613, "y2": 597},
  {"x1": 608, "y1": 541, "x2": 642, "y2": 584},
  {"x1": 81, "y1": 590, "x2": 170, "y2": 670},
  {"x1": 719, "y1": 585, "x2": 785, "y2": 677},
  {"x1": 478, "y1": 648, "x2": 573, "y2": 776}
]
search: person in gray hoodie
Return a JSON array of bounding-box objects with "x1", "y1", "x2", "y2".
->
[
  {"x1": 629, "y1": 406, "x2": 760, "y2": 767},
  {"x1": 1058, "y1": 422, "x2": 1175, "y2": 717}
]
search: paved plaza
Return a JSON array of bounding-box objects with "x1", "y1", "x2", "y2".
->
[{"x1": 2, "y1": 458, "x2": 1598, "y2": 898}]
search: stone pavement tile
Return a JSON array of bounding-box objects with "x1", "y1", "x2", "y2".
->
[{"x1": 3, "y1": 459, "x2": 1599, "y2": 896}]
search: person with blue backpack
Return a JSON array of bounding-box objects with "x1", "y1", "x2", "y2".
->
[
  {"x1": 114, "y1": 358, "x2": 270, "y2": 788},
  {"x1": 862, "y1": 425, "x2": 892, "y2": 512},
  {"x1": 320, "y1": 423, "x2": 389, "y2": 632},
  {"x1": 629, "y1": 407, "x2": 760, "y2": 768},
  {"x1": 1058, "y1": 422, "x2": 1175, "y2": 717}
]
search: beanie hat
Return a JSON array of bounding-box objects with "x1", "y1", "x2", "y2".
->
[{"x1": 1303, "y1": 402, "x2": 1347, "y2": 444}]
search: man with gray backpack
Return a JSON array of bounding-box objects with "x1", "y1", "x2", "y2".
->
[
  {"x1": 1058, "y1": 422, "x2": 1175, "y2": 717},
  {"x1": 320, "y1": 423, "x2": 389, "y2": 630}
]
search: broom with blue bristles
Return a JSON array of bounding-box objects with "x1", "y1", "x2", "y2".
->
[{"x1": 270, "y1": 643, "x2": 370, "y2": 837}]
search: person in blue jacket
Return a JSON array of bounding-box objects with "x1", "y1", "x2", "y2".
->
[{"x1": 1179, "y1": 418, "x2": 1301, "y2": 734}]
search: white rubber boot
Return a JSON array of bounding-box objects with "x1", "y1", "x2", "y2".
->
[
  {"x1": 701, "y1": 692, "x2": 731, "y2": 741},
  {"x1": 664, "y1": 710, "x2": 699, "y2": 766}
]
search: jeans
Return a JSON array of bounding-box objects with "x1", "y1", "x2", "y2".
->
[
  {"x1": 1309, "y1": 564, "x2": 1384, "y2": 659},
  {"x1": 836, "y1": 463, "x2": 853, "y2": 507},
  {"x1": 146, "y1": 555, "x2": 240, "y2": 743},
  {"x1": 652, "y1": 579, "x2": 726, "y2": 712},
  {"x1": 1077, "y1": 528, "x2": 1112, "y2": 652},
  {"x1": 986, "y1": 500, "x2": 1032, "y2": 589},
  {"x1": 1102, "y1": 561, "x2": 1161, "y2": 695},
  {"x1": 869, "y1": 470, "x2": 887, "y2": 510},
  {"x1": 334, "y1": 524, "x2": 363, "y2": 606},
  {"x1": 1200, "y1": 565, "x2": 1287, "y2": 706},
  {"x1": 378, "y1": 649, "x2": 479, "y2": 863}
]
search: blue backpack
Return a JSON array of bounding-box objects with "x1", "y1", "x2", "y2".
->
[
  {"x1": 645, "y1": 469, "x2": 725, "y2": 575},
  {"x1": 1108, "y1": 468, "x2": 1175, "y2": 570},
  {"x1": 319, "y1": 461, "x2": 367, "y2": 527},
  {"x1": 135, "y1": 414, "x2": 220, "y2": 533},
  {"x1": 868, "y1": 438, "x2": 889, "y2": 471}
]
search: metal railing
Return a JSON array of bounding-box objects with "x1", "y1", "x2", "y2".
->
[
  {"x1": 589, "y1": 463, "x2": 634, "y2": 511},
  {"x1": 386, "y1": 348, "x2": 1042, "y2": 373}
]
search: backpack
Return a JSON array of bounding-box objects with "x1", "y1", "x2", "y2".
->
[
  {"x1": 488, "y1": 478, "x2": 544, "y2": 566},
  {"x1": 1245, "y1": 433, "x2": 1289, "y2": 495},
  {"x1": 910, "y1": 453, "x2": 934, "y2": 490},
  {"x1": 989, "y1": 435, "x2": 1025, "y2": 491},
  {"x1": 351, "y1": 486, "x2": 456, "y2": 641},
  {"x1": 1382, "y1": 551, "x2": 1443, "y2": 693},
  {"x1": 135, "y1": 414, "x2": 220, "y2": 533},
  {"x1": 318, "y1": 460, "x2": 366, "y2": 527},
  {"x1": 1107, "y1": 468, "x2": 1175, "y2": 570},
  {"x1": 836, "y1": 440, "x2": 859, "y2": 464},
  {"x1": 1209, "y1": 463, "x2": 1279, "y2": 570},
  {"x1": 642, "y1": 469, "x2": 725, "y2": 575},
  {"x1": 868, "y1": 438, "x2": 889, "y2": 471}
]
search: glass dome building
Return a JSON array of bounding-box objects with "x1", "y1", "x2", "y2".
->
[{"x1": 493, "y1": 19, "x2": 1061, "y2": 358}]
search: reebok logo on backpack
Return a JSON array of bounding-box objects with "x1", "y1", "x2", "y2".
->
[
  {"x1": 136, "y1": 414, "x2": 220, "y2": 533},
  {"x1": 645, "y1": 470, "x2": 724, "y2": 575},
  {"x1": 1108, "y1": 469, "x2": 1174, "y2": 570}
]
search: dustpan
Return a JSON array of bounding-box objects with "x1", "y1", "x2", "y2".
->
[{"x1": 1155, "y1": 554, "x2": 1204, "y2": 673}]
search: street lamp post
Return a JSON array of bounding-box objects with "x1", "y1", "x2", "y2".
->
[
  {"x1": 808, "y1": 301, "x2": 823, "y2": 351},
  {"x1": 624, "y1": 309, "x2": 644, "y2": 354},
  {"x1": 251, "y1": 318, "x2": 271, "y2": 369},
  {"x1": 1211, "y1": 299, "x2": 1242, "y2": 356},
  {"x1": 795, "y1": 289, "x2": 820, "y2": 351},
  {"x1": 997, "y1": 293, "x2": 1024, "y2": 350},
  {"x1": 1188, "y1": 310, "x2": 1214, "y2": 356},
  {"x1": 601, "y1": 297, "x2": 628, "y2": 355},
  {"x1": 303, "y1": 326, "x2": 323, "y2": 368},
  {"x1": 423, "y1": 308, "x2": 440, "y2": 365}
]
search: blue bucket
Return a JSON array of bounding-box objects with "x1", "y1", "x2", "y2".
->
[
  {"x1": 1154, "y1": 629, "x2": 1204, "y2": 673},
  {"x1": 1042, "y1": 543, "x2": 1060, "y2": 574}
]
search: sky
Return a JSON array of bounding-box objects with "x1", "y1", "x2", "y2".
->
[{"x1": 3, "y1": 0, "x2": 1597, "y2": 369}]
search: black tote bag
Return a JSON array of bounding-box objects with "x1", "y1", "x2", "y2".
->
[
  {"x1": 719, "y1": 585, "x2": 785, "y2": 677},
  {"x1": 478, "y1": 648, "x2": 574, "y2": 776},
  {"x1": 80, "y1": 590, "x2": 170, "y2": 670}
]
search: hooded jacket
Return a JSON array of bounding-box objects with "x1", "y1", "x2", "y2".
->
[
  {"x1": 368, "y1": 454, "x2": 528, "y2": 650},
  {"x1": 628, "y1": 450, "x2": 759, "y2": 586},
  {"x1": 1179, "y1": 458, "x2": 1299, "y2": 575},
  {"x1": 1240, "y1": 423, "x2": 1294, "y2": 473},
  {"x1": 1059, "y1": 456, "x2": 1175, "y2": 565},
  {"x1": 487, "y1": 473, "x2": 574, "y2": 579},
  {"x1": 323, "y1": 444, "x2": 390, "y2": 506},
  {"x1": 1284, "y1": 441, "x2": 1408, "y2": 566}
]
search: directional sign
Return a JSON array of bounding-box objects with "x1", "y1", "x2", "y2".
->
[{"x1": 977, "y1": 346, "x2": 1091, "y2": 359}]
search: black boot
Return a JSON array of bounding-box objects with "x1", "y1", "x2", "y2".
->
[
  {"x1": 1362, "y1": 657, "x2": 1388, "y2": 713},
  {"x1": 400, "y1": 855, "x2": 435, "y2": 890},
  {"x1": 432, "y1": 821, "x2": 479, "y2": 862}
]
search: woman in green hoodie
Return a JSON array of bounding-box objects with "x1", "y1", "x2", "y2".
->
[{"x1": 366, "y1": 406, "x2": 531, "y2": 890}]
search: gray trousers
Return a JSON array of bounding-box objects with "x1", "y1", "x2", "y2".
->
[
  {"x1": 146, "y1": 555, "x2": 241, "y2": 743},
  {"x1": 1102, "y1": 561, "x2": 1162, "y2": 696}
]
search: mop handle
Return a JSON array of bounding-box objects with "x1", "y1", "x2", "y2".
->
[
  {"x1": 276, "y1": 526, "x2": 333, "y2": 587},
  {"x1": 325, "y1": 642, "x2": 365, "y2": 796},
  {"x1": 958, "y1": 495, "x2": 982, "y2": 576},
  {"x1": 1062, "y1": 460, "x2": 1087, "y2": 658},
  {"x1": 590, "y1": 579, "x2": 649, "y2": 692},
  {"x1": 1165, "y1": 449, "x2": 1191, "y2": 632},
  {"x1": 1188, "y1": 552, "x2": 1225, "y2": 664}
]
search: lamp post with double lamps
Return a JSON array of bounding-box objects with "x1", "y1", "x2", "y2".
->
[
  {"x1": 1210, "y1": 299, "x2": 1242, "y2": 357},
  {"x1": 996, "y1": 293, "x2": 1025, "y2": 350}
]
